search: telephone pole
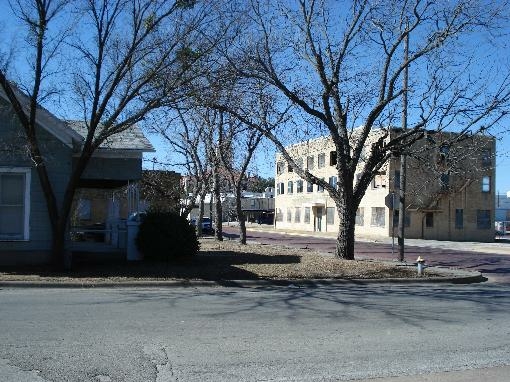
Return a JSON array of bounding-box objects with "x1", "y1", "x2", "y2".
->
[{"x1": 398, "y1": 20, "x2": 409, "y2": 262}]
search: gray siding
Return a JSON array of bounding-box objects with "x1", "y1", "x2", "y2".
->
[{"x1": 0, "y1": 102, "x2": 72, "y2": 257}]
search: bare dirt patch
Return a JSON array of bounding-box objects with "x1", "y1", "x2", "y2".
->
[{"x1": 0, "y1": 239, "x2": 440, "y2": 283}]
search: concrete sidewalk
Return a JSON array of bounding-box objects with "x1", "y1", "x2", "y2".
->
[
  {"x1": 353, "y1": 365, "x2": 510, "y2": 382},
  {"x1": 239, "y1": 222, "x2": 510, "y2": 256}
]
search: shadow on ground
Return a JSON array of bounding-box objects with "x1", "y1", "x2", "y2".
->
[{"x1": 0, "y1": 250, "x2": 301, "y2": 281}]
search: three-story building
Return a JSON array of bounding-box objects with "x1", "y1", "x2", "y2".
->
[{"x1": 274, "y1": 129, "x2": 495, "y2": 242}]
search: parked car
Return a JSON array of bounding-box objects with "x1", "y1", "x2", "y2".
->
[{"x1": 190, "y1": 217, "x2": 214, "y2": 234}]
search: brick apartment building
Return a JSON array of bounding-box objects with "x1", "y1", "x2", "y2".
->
[{"x1": 274, "y1": 129, "x2": 495, "y2": 242}]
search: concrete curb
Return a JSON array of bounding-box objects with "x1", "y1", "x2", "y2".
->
[{"x1": 0, "y1": 266, "x2": 485, "y2": 289}]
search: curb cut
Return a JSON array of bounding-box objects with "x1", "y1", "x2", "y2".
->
[{"x1": 0, "y1": 267, "x2": 485, "y2": 289}]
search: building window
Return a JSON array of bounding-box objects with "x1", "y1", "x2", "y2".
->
[
  {"x1": 326, "y1": 207, "x2": 335, "y2": 225},
  {"x1": 329, "y1": 151, "x2": 337, "y2": 166},
  {"x1": 477, "y1": 210, "x2": 491, "y2": 229},
  {"x1": 481, "y1": 149, "x2": 492, "y2": 168},
  {"x1": 440, "y1": 173, "x2": 449, "y2": 191},
  {"x1": 306, "y1": 182, "x2": 313, "y2": 193},
  {"x1": 295, "y1": 207, "x2": 301, "y2": 223},
  {"x1": 394, "y1": 170, "x2": 400, "y2": 189},
  {"x1": 306, "y1": 156, "x2": 314, "y2": 170},
  {"x1": 296, "y1": 180, "x2": 303, "y2": 193},
  {"x1": 425, "y1": 212, "x2": 434, "y2": 228},
  {"x1": 482, "y1": 176, "x2": 490, "y2": 193},
  {"x1": 304, "y1": 207, "x2": 311, "y2": 223},
  {"x1": 318, "y1": 153, "x2": 326, "y2": 168},
  {"x1": 287, "y1": 181, "x2": 293, "y2": 194},
  {"x1": 356, "y1": 208, "x2": 364, "y2": 226},
  {"x1": 287, "y1": 163, "x2": 293, "y2": 172},
  {"x1": 287, "y1": 208, "x2": 292, "y2": 222},
  {"x1": 371, "y1": 207, "x2": 385, "y2": 227},
  {"x1": 329, "y1": 176, "x2": 337, "y2": 189},
  {"x1": 372, "y1": 173, "x2": 386, "y2": 189},
  {"x1": 276, "y1": 161, "x2": 285, "y2": 175},
  {"x1": 275, "y1": 208, "x2": 283, "y2": 222},
  {"x1": 317, "y1": 179, "x2": 324, "y2": 193},
  {"x1": 392, "y1": 210, "x2": 410, "y2": 228},
  {"x1": 276, "y1": 182, "x2": 285, "y2": 195},
  {"x1": 455, "y1": 209, "x2": 463, "y2": 229},
  {"x1": 437, "y1": 144, "x2": 449, "y2": 168},
  {"x1": 0, "y1": 169, "x2": 31, "y2": 241}
]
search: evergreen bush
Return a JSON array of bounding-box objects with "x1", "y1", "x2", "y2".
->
[{"x1": 136, "y1": 209, "x2": 199, "y2": 261}]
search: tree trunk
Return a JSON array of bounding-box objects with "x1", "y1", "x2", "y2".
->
[
  {"x1": 51, "y1": 220, "x2": 68, "y2": 269},
  {"x1": 235, "y1": 185, "x2": 246, "y2": 244},
  {"x1": 197, "y1": 197, "x2": 204, "y2": 237},
  {"x1": 212, "y1": 169, "x2": 223, "y2": 241},
  {"x1": 334, "y1": 195, "x2": 356, "y2": 260}
]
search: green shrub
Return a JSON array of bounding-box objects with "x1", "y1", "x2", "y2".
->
[{"x1": 136, "y1": 209, "x2": 199, "y2": 261}]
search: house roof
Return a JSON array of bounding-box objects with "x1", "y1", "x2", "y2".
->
[
  {"x1": 65, "y1": 121, "x2": 155, "y2": 152},
  {"x1": 0, "y1": 85, "x2": 83, "y2": 148},
  {"x1": 1, "y1": 82, "x2": 154, "y2": 152}
]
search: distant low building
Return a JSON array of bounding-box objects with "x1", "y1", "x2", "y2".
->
[
  {"x1": 495, "y1": 192, "x2": 510, "y2": 222},
  {"x1": 187, "y1": 188, "x2": 275, "y2": 225}
]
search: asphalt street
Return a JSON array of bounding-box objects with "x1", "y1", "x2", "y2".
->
[{"x1": 1, "y1": 284, "x2": 509, "y2": 382}]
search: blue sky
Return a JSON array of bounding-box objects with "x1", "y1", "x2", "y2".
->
[{"x1": 1, "y1": 1, "x2": 509, "y2": 193}]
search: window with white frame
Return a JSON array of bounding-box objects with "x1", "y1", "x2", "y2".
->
[
  {"x1": 276, "y1": 161, "x2": 285, "y2": 175},
  {"x1": 287, "y1": 180, "x2": 294, "y2": 194},
  {"x1": 326, "y1": 207, "x2": 335, "y2": 225},
  {"x1": 317, "y1": 178, "x2": 325, "y2": 192},
  {"x1": 296, "y1": 180, "x2": 303, "y2": 193},
  {"x1": 0, "y1": 169, "x2": 31, "y2": 240},
  {"x1": 370, "y1": 207, "x2": 385, "y2": 227},
  {"x1": 287, "y1": 208, "x2": 292, "y2": 222},
  {"x1": 329, "y1": 151, "x2": 337, "y2": 166},
  {"x1": 318, "y1": 153, "x2": 326, "y2": 168},
  {"x1": 329, "y1": 176, "x2": 337, "y2": 189},
  {"x1": 304, "y1": 207, "x2": 311, "y2": 223},
  {"x1": 306, "y1": 155, "x2": 314, "y2": 170},
  {"x1": 295, "y1": 207, "x2": 301, "y2": 223},
  {"x1": 355, "y1": 207, "x2": 364, "y2": 226}
]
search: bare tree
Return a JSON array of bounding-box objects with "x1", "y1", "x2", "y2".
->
[
  {"x1": 151, "y1": 108, "x2": 213, "y2": 236},
  {"x1": 202, "y1": 109, "x2": 228, "y2": 241},
  {"x1": 220, "y1": 0, "x2": 510, "y2": 259},
  {"x1": 217, "y1": 118, "x2": 263, "y2": 244},
  {"x1": 0, "y1": 0, "x2": 221, "y2": 266}
]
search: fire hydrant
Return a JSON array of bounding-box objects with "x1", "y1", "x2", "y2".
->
[{"x1": 416, "y1": 256, "x2": 426, "y2": 276}]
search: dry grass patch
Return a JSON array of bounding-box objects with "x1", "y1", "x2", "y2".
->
[
  {"x1": 0, "y1": 239, "x2": 441, "y2": 282},
  {"x1": 199, "y1": 240, "x2": 436, "y2": 279}
]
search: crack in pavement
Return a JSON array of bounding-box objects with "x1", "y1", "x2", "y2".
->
[{"x1": 153, "y1": 347, "x2": 177, "y2": 382}]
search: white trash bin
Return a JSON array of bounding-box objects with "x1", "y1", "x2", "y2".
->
[{"x1": 126, "y1": 218, "x2": 143, "y2": 261}]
